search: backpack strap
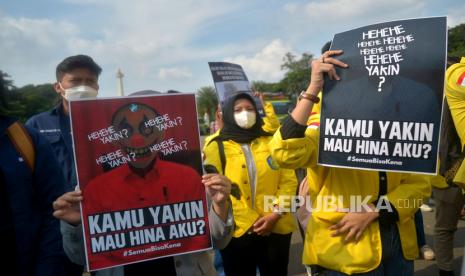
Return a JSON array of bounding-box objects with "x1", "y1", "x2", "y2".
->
[
  {"x1": 216, "y1": 139, "x2": 226, "y2": 175},
  {"x1": 6, "y1": 122, "x2": 35, "y2": 172}
]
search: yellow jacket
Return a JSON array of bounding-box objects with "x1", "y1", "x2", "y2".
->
[
  {"x1": 270, "y1": 128, "x2": 430, "y2": 274},
  {"x1": 445, "y1": 57, "x2": 465, "y2": 187},
  {"x1": 203, "y1": 136, "x2": 297, "y2": 237}
]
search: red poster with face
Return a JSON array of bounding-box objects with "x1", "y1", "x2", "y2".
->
[{"x1": 70, "y1": 94, "x2": 211, "y2": 271}]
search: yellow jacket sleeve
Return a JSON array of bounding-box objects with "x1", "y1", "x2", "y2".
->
[
  {"x1": 445, "y1": 57, "x2": 465, "y2": 150},
  {"x1": 262, "y1": 101, "x2": 280, "y2": 134},
  {"x1": 386, "y1": 173, "x2": 431, "y2": 224},
  {"x1": 276, "y1": 167, "x2": 298, "y2": 198},
  {"x1": 269, "y1": 126, "x2": 319, "y2": 169},
  {"x1": 445, "y1": 57, "x2": 465, "y2": 187},
  {"x1": 202, "y1": 139, "x2": 223, "y2": 174}
]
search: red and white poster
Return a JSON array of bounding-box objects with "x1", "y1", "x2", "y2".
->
[{"x1": 69, "y1": 94, "x2": 211, "y2": 271}]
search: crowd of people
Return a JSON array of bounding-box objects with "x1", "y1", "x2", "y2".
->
[{"x1": 1, "y1": 43, "x2": 464, "y2": 276}]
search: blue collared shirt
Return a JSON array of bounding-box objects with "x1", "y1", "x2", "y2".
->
[{"x1": 26, "y1": 104, "x2": 76, "y2": 191}]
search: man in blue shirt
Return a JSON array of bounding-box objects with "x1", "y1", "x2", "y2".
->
[
  {"x1": 26, "y1": 55, "x2": 102, "y2": 275},
  {"x1": 27, "y1": 54, "x2": 101, "y2": 191}
]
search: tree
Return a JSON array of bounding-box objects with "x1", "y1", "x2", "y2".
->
[
  {"x1": 17, "y1": 84, "x2": 59, "y2": 120},
  {"x1": 251, "y1": 81, "x2": 281, "y2": 93},
  {"x1": 7, "y1": 83, "x2": 58, "y2": 122},
  {"x1": 448, "y1": 23, "x2": 465, "y2": 59},
  {"x1": 0, "y1": 71, "x2": 13, "y2": 115},
  {"x1": 0, "y1": 71, "x2": 15, "y2": 91},
  {"x1": 196, "y1": 86, "x2": 218, "y2": 120},
  {"x1": 278, "y1": 52, "x2": 314, "y2": 100},
  {"x1": 0, "y1": 70, "x2": 58, "y2": 122}
]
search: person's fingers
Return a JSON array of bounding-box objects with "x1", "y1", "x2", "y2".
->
[
  {"x1": 329, "y1": 219, "x2": 346, "y2": 230},
  {"x1": 57, "y1": 191, "x2": 83, "y2": 202},
  {"x1": 323, "y1": 57, "x2": 348, "y2": 68},
  {"x1": 311, "y1": 59, "x2": 323, "y2": 68},
  {"x1": 253, "y1": 217, "x2": 265, "y2": 228},
  {"x1": 203, "y1": 176, "x2": 221, "y2": 186},
  {"x1": 328, "y1": 67, "x2": 340, "y2": 81},
  {"x1": 318, "y1": 63, "x2": 340, "y2": 81},
  {"x1": 62, "y1": 190, "x2": 82, "y2": 197},
  {"x1": 203, "y1": 177, "x2": 226, "y2": 188},
  {"x1": 53, "y1": 198, "x2": 71, "y2": 210},
  {"x1": 323, "y1": 50, "x2": 344, "y2": 58},
  {"x1": 206, "y1": 177, "x2": 232, "y2": 190},
  {"x1": 201, "y1": 173, "x2": 216, "y2": 181},
  {"x1": 53, "y1": 209, "x2": 66, "y2": 218},
  {"x1": 344, "y1": 228, "x2": 358, "y2": 243},
  {"x1": 331, "y1": 222, "x2": 350, "y2": 236},
  {"x1": 206, "y1": 185, "x2": 229, "y2": 195},
  {"x1": 203, "y1": 174, "x2": 224, "y2": 182},
  {"x1": 253, "y1": 223, "x2": 266, "y2": 233},
  {"x1": 64, "y1": 193, "x2": 83, "y2": 202},
  {"x1": 355, "y1": 229, "x2": 364, "y2": 242},
  {"x1": 253, "y1": 220, "x2": 265, "y2": 229},
  {"x1": 206, "y1": 183, "x2": 225, "y2": 189}
]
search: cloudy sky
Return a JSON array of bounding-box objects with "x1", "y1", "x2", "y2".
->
[{"x1": 1, "y1": 0, "x2": 464, "y2": 97}]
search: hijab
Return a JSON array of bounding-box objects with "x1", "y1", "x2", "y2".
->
[{"x1": 217, "y1": 93, "x2": 271, "y2": 144}]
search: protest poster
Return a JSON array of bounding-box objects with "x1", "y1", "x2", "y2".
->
[
  {"x1": 69, "y1": 94, "x2": 211, "y2": 271},
  {"x1": 208, "y1": 61, "x2": 264, "y2": 116},
  {"x1": 318, "y1": 16, "x2": 447, "y2": 174}
]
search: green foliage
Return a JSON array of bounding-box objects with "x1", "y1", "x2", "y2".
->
[
  {"x1": 0, "y1": 71, "x2": 12, "y2": 116},
  {"x1": 448, "y1": 23, "x2": 465, "y2": 58},
  {"x1": 16, "y1": 84, "x2": 60, "y2": 121},
  {"x1": 250, "y1": 52, "x2": 313, "y2": 102},
  {"x1": 251, "y1": 81, "x2": 281, "y2": 93},
  {"x1": 0, "y1": 70, "x2": 59, "y2": 122},
  {"x1": 278, "y1": 52, "x2": 313, "y2": 100},
  {"x1": 196, "y1": 86, "x2": 218, "y2": 120}
]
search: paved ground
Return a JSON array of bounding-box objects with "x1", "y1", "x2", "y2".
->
[{"x1": 287, "y1": 209, "x2": 465, "y2": 275}]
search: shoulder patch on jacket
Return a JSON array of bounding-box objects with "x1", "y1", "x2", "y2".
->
[
  {"x1": 266, "y1": 155, "x2": 279, "y2": 170},
  {"x1": 457, "y1": 71, "x2": 465, "y2": 86},
  {"x1": 307, "y1": 122, "x2": 320, "y2": 130}
]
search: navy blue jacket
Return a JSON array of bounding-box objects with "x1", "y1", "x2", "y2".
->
[
  {"x1": 0, "y1": 116, "x2": 65, "y2": 275},
  {"x1": 26, "y1": 104, "x2": 76, "y2": 191}
]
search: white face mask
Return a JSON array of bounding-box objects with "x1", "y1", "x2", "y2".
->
[
  {"x1": 60, "y1": 83, "x2": 98, "y2": 100},
  {"x1": 234, "y1": 110, "x2": 256, "y2": 129}
]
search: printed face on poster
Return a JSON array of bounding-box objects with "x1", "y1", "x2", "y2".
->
[
  {"x1": 70, "y1": 94, "x2": 211, "y2": 271},
  {"x1": 318, "y1": 16, "x2": 447, "y2": 174},
  {"x1": 208, "y1": 61, "x2": 264, "y2": 116}
]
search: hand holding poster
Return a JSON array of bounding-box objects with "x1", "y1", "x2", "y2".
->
[
  {"x1": 208, "y1": 62, "x2": 264, "y2": 116},
  {"x1": 318, "y1": 17, "x2": 447, "y2": 174},
  {"x1": 70, "y1": 94, "x2": 211, "y2": 271}
]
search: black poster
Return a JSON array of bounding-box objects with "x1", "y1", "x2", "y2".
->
[
  {"x1": 208, "y1": 62, "x2": 264, "y2": 116},
  {"x1": 318, "y1": 17, "x2": 447, "y2": 174}
]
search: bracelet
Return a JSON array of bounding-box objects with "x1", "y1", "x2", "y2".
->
[{"x1": 298, "y1": 91, "x2": 320, "y2": 103}]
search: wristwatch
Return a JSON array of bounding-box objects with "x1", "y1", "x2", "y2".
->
[{"x1": 298, "y1": 90, "x2": 320, "y2": 103}]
